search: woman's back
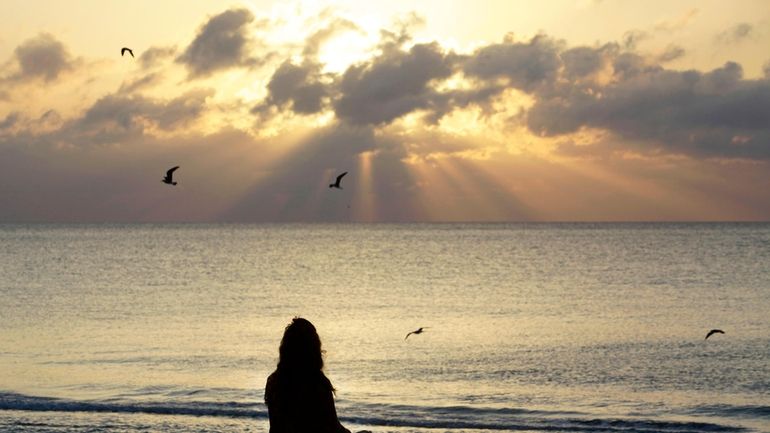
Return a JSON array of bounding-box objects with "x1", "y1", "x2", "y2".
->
[
  {"x1": 265, "y1": 370, "x2": 347, "y2": 433},
  {"x1": 265, "y1": 318, "x2": 351, "y2": 433}
]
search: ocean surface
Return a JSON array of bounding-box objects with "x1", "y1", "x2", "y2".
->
[{"x1": 0, "y1": 223, "x2": 768, "y2": 433}]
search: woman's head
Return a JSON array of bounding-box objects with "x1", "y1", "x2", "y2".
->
[{"x1": 277, "y1": 317, "x2": 324, "y2": 372}]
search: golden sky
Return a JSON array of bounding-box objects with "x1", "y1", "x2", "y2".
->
[{"x1": 0, "y1": 0, "x2": 769, "y2": 221}]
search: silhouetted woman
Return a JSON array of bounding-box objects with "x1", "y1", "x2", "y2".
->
[{"x1": 265, "y1": 317, "x2": 351, "y2": 433}]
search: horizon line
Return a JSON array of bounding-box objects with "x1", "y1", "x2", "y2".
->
[{"x1": 1, "y1": 220, "x2": 769, "y2": 225}]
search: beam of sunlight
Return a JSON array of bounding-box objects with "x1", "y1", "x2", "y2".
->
[
  {"x1": 353, "y1": 150, "x2": 377, "y2": 222},
  {"x1": 415, "y1": 157, "x2": 503, "y2": 221},
  {"x1": 217, "y1": 127, "x2": 323, "y2": 221}
]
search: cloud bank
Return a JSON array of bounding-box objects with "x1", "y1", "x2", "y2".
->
[
  {"x1": 177, "y1": 8, "x2": 264, "y2": 78},
  {"x1": 4, "y1": 33, "x2": 75, "y2": 82},
  {"x1": 0, "y1": 7, "x2": 769, "y2": 222}
]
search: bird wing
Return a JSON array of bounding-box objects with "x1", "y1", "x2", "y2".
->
[
  {"x1": 121, "y1": 48, "x2": 128, "y2": 56},
  {"x1": 405, "y1": 332, "x2": 414, "y2": 340},
  {"x1": 336, "y1": 171, "x2": 348, "y2": 183},
  {"x1": 166, "y1": 166, "x2": 180, "y2": 177},
  {"x1": 705, "y1": 329, "x2": 724, "y2": 339}
]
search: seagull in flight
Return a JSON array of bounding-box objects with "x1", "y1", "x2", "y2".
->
[
  {"x1": 329, "y1": 171, "x2": 348, "y2": 189},
  {"x1": 705, "y1": 329, "x2": 724, "y2": 340},
  {"x1": 121, "y1": 47, "x2": 134, "y2": 57},
  {"x1": 162, "y1": 166, "x2": 179, "y2": 185},
  {"x1": 405, "y1": 327, "x2": 429, "y2": 340}
]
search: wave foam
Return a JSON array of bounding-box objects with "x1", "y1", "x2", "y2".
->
[{"x1": 0, "y1": 392, "x2": 748, "y2": 432}]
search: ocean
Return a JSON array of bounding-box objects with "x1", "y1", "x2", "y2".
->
[{"x1": 0, "y1": 223, "x2": 768, "y2": 432}]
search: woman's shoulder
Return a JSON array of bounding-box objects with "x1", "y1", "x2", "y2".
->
[
  {"x1": 267, "y1": 370, "x2": 331, "y2": 388},
  {"x1": 318, "y1": 372, "x2": 332, "y2": 388},
  {"x1": 266, "y1": 370, "x2": 282, "y2": 389},
  {"x1": 265, "y1": 371, "x2": 282, "y2": 401}
]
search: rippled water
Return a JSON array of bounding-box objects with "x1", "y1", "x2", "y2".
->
[{"x1": 1, "y1": 223, "x2": 768, "y2": 432}]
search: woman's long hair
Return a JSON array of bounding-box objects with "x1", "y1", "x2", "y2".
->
[{"x1": 277, "y1": 317, "x2": 324, "y2": 373}]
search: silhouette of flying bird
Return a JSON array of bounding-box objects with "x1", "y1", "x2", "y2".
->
[
  {"x1": 329, "y1": 171, "x2": 347, "y2": 189},
  {"x1": 705, "y1": 329, "x2": 724, "y2": 340},
  {"x1": 162, "y1": 166, "x2": 179, "y2": 185},
  {"x1": 121, "y1": 47, "x2": 134, "y2": 57},
  {"x1": 405, "y1": 327, "x2": 428, "y2": 340}
]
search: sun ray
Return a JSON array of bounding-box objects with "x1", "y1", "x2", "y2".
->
[{"x1": 353, "y1": 150, "x2": 377, "y2": 222}]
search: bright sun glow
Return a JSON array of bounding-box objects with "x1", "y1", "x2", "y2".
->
[{"x1": 317, "y1": 31, "x2": 376, "y2": 73}]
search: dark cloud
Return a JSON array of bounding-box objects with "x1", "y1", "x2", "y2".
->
[
  {"x1": 700, "y1": 61, "x2": 742, "y2": 92},
  {"x1": 0, "y1": 90, "x2": 216, "y2": 149},
  {"x1": 257, "y1": 36, "x2": 501, "y2": 124},
  {"x1": 526, "y1": 62, "x2": 770, "y2": 159},
  {"x1": 177, "y1": 8, "x2": 262, "y2": 78},
  {"x1": 152, "y1": 90, "x2": 214, "y2": 130},
  {"x1": 422, "y1": 83, "x2": 507, "y2": 124},
  {"x1": 9, "y1": 33, "x2": 74, "y2": 82},
  {"x1": 716, "y1": 23, "x2": 753, "y2": 44},
  {"x1": 560, "y1": 45, "x2": 615, "y2": 79},
  {"x1": 254, "y1": 60, "x2": 329, "y2": 116},
  {"x1": 463, "y1": 34, "x2": 562, "y2": 92},
  {"x1": 251, "y1": 21, "x2": 770, "y2": 161},
  {"x1": 252, "y1": 18, "x2": 362, "y2": 118},
  {"x1": 611, "y1": 52, "x2": 651, "y2": 79},
  {"x1": 334, "y1": 42, "x2": 457, "y2": 125},
  {"x1": 139, "y1": 46, "x2": 177, "y2": 69},
  {"x1": 72, "y1": 89, "x2": 213, "y2": 144}
]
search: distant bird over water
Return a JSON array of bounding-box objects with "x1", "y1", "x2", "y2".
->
[
  {"x1": 405, "y1": 327, "x2": 428, "y2": 340},
  {"x1": 162, "y1": 166, "x2": 179, "y2": 185},
  {"x1": 121, "y1": 47, "x2": 134, "y2": 57},
  {"x1": 329, "y1": 171, "x2": 348, "y2": 189},
  {"x1": 705, "y1": 329, "x2": 724, "y2": 340}
]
